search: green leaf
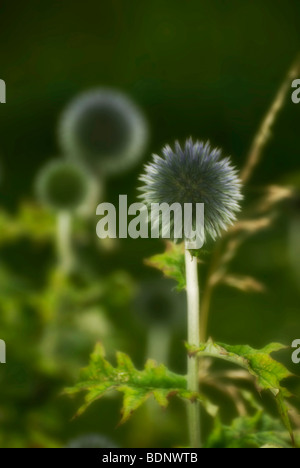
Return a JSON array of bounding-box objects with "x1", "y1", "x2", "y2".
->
[
  {"x1": 188, "y1": 340, "x2": 295, "y2": 444},
  {"x1": 65, "y1": 343, "x2": 217, "y2": 423},
  {"x1": 145, "y1": 242, "x2": 186, "y2": 290},
  {"x1": 205, "y1": 412, "x2": 291, "y2": 448}
]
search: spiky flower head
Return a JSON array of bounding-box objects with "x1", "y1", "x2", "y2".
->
[
  {"x1": 58, "y1": 89, "x2": 148, "y2": 176},
  {"x1": 36, "y1": 160, "x2": 90, "y2": 212},
  {"x1": 139, "y1": 138, "x2": 243, "y2": 243}
]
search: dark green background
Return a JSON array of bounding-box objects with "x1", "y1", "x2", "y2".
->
[
  {"x1": 0, "y1": 0, "x2": 299, "y2": 448},
  {"x1": 1, "y1": 0, "x2": 300, "y2": 204}
]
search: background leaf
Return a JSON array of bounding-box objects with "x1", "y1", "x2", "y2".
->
[
  {"x1": 205, "y1": 412, "x2": 290, "y2": 448},
  {"x1": 188, "y1": 340, "x2": 295, "y2": 444}
]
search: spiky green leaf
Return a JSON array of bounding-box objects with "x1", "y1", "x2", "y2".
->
[
  {"x1": 65, "y1": 343, "x2": 217, "y2": 423},
  {"x1": 188, "y1": 340, "x2": 294, "y2": 444},
  {"x1": 145, "y1": 242, "x2": 186, "y2": 290}
]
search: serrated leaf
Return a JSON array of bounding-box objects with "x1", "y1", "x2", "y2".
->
[
  {"x1": 188, "y1": 340, "x2": 294, "y2": 444},
  {"x1": 145, "y1": 242, "x2": 186, "y2": 290},
  {"x1": 65, "y1": 343, "x2": 218, "y2": 423}
]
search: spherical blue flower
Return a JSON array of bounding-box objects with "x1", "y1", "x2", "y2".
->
[
  {"x1": 58, "y1": 89, "x2": 148, "y2": 175},
  {"x1": 35, "y1": 160, "x2": 90, "y2": 211},
  {"x1": 138, "y1": 138, "x2": 243, "y2": 242}
]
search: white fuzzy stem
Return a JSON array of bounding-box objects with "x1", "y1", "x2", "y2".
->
[{"x1": 185, "y1": 245, "x2": 201, "y2": 448}]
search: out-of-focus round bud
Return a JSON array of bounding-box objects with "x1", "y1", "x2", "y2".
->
[
  {"x1": 58, "y1": 89, "x2": 148, "y2": 176},
  {"x1": 35, "y1": 160, "x2": 91, "y2": 211}
]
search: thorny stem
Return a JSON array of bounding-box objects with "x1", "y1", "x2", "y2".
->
[
  {"x1": 185, "y1": 245, "x2": 201, "y2": 448},
  {"x1": 201, "y1": 53, "x2": 300, "y2": 342},
  {"x1": 57, "y1": 211, "x2": 74, "y2": 274}
]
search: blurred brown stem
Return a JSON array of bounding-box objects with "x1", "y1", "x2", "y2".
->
[
  {"x1": 200, "y1": 53, "x2": 300, "y2": 342},
  {"x1": 241, "y1": 54, "x2": 300, "y2": 184}
]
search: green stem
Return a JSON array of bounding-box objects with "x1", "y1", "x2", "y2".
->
[
  {"x1": 185, "y1": 245, "x2": 201, "y2": 448},
  {"x1": 57, "y1": 211, "x2": 74, "y2": 274}
]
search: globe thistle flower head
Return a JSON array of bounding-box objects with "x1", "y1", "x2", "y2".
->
[
  {"x1": 36, "y1": 160, "x2": 90, "y2": 212},
  {"x1": 58, "y1": 89, "x2": 148, "y2": 176},
  {"x1": 139, "y1": 138, "x2": 243, "y2": 243}
]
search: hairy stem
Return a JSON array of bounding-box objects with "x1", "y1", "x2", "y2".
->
[
  {"x1": 185, "y1": 245, "x2": 201, "y2": 448},
  {"x1": 57, "y1": 211, "x2": 74, "y2": 274}
]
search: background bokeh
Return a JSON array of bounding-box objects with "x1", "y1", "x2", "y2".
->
[{"x1": 0, "y1": 0, "x2": 299, "y2": 448}]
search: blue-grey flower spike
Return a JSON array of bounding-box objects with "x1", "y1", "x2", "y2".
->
[{"x1": 138, "y1": 138, "x2": 243, "y2": 243}]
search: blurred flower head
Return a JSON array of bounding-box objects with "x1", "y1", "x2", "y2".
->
[
  {"x1": 139, "y1": 138, "x2": 243, "y2": 242},
  {"x1": 35, "y1": 160, "x2": 90, "y2": 212},
  {"x1": 58, "y1": 89, "x2": 148, "y2": 176}
]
